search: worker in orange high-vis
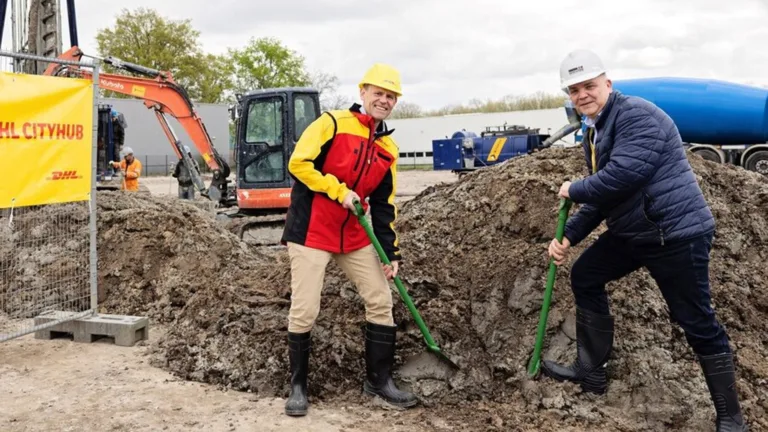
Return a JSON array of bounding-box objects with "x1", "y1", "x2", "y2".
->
[
  {"x1": 281, "y1": 63, "x2": 417, "y2": 417},
  {"x1": 110, "y1": 146, "x2": 142, "y2": 191}
]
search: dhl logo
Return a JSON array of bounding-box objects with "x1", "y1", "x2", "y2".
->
[{"x1": 47, "y1": 170, "x2": 83, "y2": 180}]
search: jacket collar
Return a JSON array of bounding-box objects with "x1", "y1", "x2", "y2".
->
[
  {"x1": 594, "y1": 91, "x2": 619, "y2": 130},
  {"x1": 350, "y1": 103, "x2": 395, "y2": 137}
]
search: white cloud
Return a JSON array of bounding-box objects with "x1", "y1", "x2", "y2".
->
[{"x1": 2, "y1": 0, "x2": 767, "y2": 109}]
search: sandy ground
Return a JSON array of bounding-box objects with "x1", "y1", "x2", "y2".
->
[
  {"x1": 0, "y1": 170, "x2": 458, "y2": 432},
  {"x1": 0, "y1": 328, "x2": 440, "y2": 432}
]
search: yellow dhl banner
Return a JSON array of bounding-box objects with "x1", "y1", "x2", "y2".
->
[{"x1": 0, "y1": 72, "x2": 93, "y2": 208}]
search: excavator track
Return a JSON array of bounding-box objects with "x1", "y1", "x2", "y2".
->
[{"x1": 217, "y1": 212, "x2": 287, "y2": 247}]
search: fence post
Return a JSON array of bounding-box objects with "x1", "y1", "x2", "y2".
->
[{"x1": 90, "y1": 59, "x2": 100, "y2": 313}]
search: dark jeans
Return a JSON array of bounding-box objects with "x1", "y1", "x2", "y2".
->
[
  {"x1": 570, "y1": 230, "x2": 730, "y2": 356},
  {"x1": 178, "y1": 184, "x2": 195, "y2": 200}
]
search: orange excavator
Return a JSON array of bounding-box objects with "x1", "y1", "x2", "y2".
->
[
  {"x1": 2, "y1": 0, "x2": 321, "y2": 236},
  {"x1": 44, "y1": 45, "x2": 232, "y2": 203},
  {"x1": 42, "y1": 46, "x2": 322, "y2": 221}
]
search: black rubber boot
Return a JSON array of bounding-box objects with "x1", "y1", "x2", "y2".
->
[
  {"x1": 541, "y1": 307, "x2": 614, "y2": 394},
  {"x1": 699, "y1": 353, "x2": 749, "y2": 432},
  {"x1": 363, "y1": 322, "x2": 418, "y2": 408},
  {"x1": 285, "y1": 331, "x2": 310, "y2": 416}
]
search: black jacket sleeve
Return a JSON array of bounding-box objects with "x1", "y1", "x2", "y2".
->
[
  {"x1": 563, "y1": 203, "x2": 604, "y2": 246},
  {"x1": 368, "y1": 166, "x2": 401, "y2": 262}
]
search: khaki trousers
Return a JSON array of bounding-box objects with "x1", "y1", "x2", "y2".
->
[{"x1": 287, "y1": 242, "x2": 394, "y2": 333}]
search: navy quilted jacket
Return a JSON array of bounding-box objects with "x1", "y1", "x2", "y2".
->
[{"x1": 564, "y1": 91, "x2": 715, "y2": 246}]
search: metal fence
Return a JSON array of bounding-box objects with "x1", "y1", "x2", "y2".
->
[
  {"x1": 0, "y1": 50, "x2": 99, "y2": 342},
  {"x1": 140, "y1": 154, "x2": 213, "y2": 176},
  {"x1": 0, "y1": 53, "x2": 12, "y2": 72}
]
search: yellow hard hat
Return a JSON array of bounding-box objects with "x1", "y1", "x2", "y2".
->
[{"x1": 359, "y1": 63, "x2": 402, "y2": 96}]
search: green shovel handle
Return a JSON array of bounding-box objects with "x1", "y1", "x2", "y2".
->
[
  {"x1": 352, "y1": 200, "x2": 443, "y2": 353},
  {"x1": 527, "y1": 197, "x2": 572, "y2": 377}
]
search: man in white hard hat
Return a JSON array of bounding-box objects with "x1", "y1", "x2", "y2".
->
[
  {"x1": 544, "y1": 49, "x2": 748, "y2": 432},
  {"x1": 280, "y1": 63, "x2": 416, "y2": 416},
  {"x1": 172, "y1": 145, "x2": 199, "y2": 200},
  {"x1": 110, "y1": 146, "x2": 142, "y2": 192}
]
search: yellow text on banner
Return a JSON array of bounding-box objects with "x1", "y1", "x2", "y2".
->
[{"x1": 0, "y1": 72, "x2": 93, "y2": 208}]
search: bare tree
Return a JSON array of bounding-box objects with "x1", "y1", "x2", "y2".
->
[
  {"x1": 310, "y1": 71, "x2": 351, "y2": 111},
  {"x1": 390, "y1": 102, "x2": 423, "y2": 119}
]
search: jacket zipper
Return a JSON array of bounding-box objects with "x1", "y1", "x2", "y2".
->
[
  {"x1": 351, "y1": 131, "x2": 375, "y2": 191},
  {"x1": 642, "y1": 192, "x2": 665, "y2": 245},
  {"x1": 353, "y1": 140, "x2": 364, "y2": 172},
  {"x1": 340, "y1": 127, "x2": 376, "y2": 253},
  {"x1": 364, "y1": 146, "x2": 376, "y2": 175}
]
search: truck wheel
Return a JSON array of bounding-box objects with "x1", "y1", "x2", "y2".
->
[
  {"x1": 744, "y1": 150, "x2": 768, "y2": 175},
  {"x1": 692, "y1": 148, "x2": 721, "y2": 163}
]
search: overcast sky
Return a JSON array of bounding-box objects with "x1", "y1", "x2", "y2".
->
[{"x1": 2, "y1": 0, "x2": 767, "y2": 109}]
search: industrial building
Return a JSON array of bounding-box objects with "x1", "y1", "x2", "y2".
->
[
  {"x1": 105, "y1": 96, "x2": 572, "y2": 175},
  {"x1": 102, "y1": 97, "x2": 231, "y2": 176}
]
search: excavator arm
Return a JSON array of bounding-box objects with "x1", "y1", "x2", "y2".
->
[{"x1": 44, "y1": 46, "x2": 231, "y2": 203}]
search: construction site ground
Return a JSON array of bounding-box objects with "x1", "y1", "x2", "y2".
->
[
  {"x1": 0, "y1": 327, "x2": 440, "y2": 432},
  {"x1": 2, "y1": 150, "x2": 767, "y2": 432}
]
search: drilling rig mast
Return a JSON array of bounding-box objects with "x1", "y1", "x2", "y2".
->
[{"x1": 1, "y1": 0, "x2": 64, "y2": 72}]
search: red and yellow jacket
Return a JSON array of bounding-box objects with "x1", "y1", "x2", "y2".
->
[{"x1": 281, "y1": 104, "x2": 401, "y2": 260}]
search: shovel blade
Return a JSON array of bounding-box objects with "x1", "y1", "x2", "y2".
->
[{"x1": 426, "y1": 345, "x2": 461, "y2": 370}]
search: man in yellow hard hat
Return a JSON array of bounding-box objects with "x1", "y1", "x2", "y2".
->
[{"x1": 281, "y1": 63, "x2": 417, "y2": 416}]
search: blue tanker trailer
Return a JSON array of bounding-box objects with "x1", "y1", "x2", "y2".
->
[{"x1": 610, "y1": 77, "x2": 768, "y2": 175}]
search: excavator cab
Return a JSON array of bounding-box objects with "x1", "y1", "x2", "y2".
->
[
  {"x1": 95, "y1": 104, "x2": 123, "y2": 190},
  {"x1": 231, "y1": 88, "x2": 321, "y2": 214}
]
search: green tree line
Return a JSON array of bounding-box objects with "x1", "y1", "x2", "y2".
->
[
  {"x1": 95, "y1": 8, "x2": 348, "y2": 110},
  {"x1": 389, "y1": 91, "x2": 567, "y2": 119},
  {"x1": 95, "y1": 8, "x2": 565, "y2": 118}
]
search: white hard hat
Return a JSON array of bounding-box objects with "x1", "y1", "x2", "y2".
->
[
  {"x1": 183, "y1": 145, "x2": 191, "y2": 153},
  {"x1": 122, "y1": 146, "x2": 134, "y2": 155},
  {"x1": 559, "y1": 49, "x2": 606, "y2": 93}
]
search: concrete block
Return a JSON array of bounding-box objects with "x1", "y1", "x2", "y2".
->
[{"x1": 34, "y1": 311, "x2": 149, "y2": 347}]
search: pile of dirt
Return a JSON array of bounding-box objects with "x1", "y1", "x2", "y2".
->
[
  {"x1": 389, "y1": 148, "x2": 768, "y2": 431},
  {"x1": 0, "y1": 191, "x2": 281, "y2": 327},
  {"x1": 145, "y1": 147, "x2": 768, "y2": 431},
  {"x1": 94, "y1": 191, "x2": 281, "y2": 324}
]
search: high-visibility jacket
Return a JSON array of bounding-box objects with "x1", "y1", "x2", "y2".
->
[
  {"x1": 113, "y1": 158, "x2": 142, "y2": 191},
  {"x1": 281, "y1": 104, "x2": 401, "y2": 261}
]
